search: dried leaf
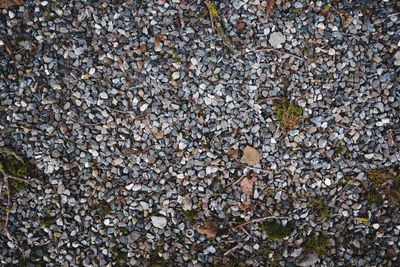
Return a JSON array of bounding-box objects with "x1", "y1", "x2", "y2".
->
[
  {"x1": 197, "y1": 220, "x2": 218, "y2": 238},
  {"x1": 154, "y1": 33, "x2": 163, "y2": 50},
  {"x1": 174, "y1": 18, "x2": 181, "y2": 28},
  {"x1": 0, "y1": 0, "x2": 23, "y2": 8},
  {"x1": 265, "y1": 0, "x2": 275, "y2": 14},
  {"x1": 236, "y1": 22, "x2": 246, "y2": 31},
  {"x1": 241, "y1": 146, "x2": 260, "y2": 164},
  {"x1": 240, "y1": 201, "x2": 253, "y2": 211},
  {"x1": 117, "y1": 56, "x2": 125, "y2": 72},
  {"x1": 227, "y1": 148, "x2": 239, "y2": 158},
  {"x1": 5, "y1": 42, "x2": 12, "y2": 57},
  {"x1": 388, "y1": 136, "x2": 393, "y2": 147},
  {"x1": 240, "y1": 176, "x2": 257, "y2": 195}
]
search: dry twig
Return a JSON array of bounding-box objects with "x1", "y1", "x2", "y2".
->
[
  {"x1": 247, "y1": 47, "x2": 305, "y2": 61},
  {"x1": 230, "y1": 215, "x2": 289, "y2": 230}
]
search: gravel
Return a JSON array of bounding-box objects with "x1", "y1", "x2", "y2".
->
[{"x1": 0, "y1": 0, "x2": 399, "y2": 266}]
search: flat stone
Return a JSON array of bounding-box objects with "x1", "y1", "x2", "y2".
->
[
  {"x1": 269, "y1": 32, "x2": 285, "y2": 48},
  {"x1": 151, "y1": 216, "x2": 168, "y2": 229}
]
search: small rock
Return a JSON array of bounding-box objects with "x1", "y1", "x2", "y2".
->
[
  {"x1": 269, "y1": 32, "x2": 285, "y2": 48},
  {"x1": 295, "y1": 251, "x2": 319, "y2": 266},
  {"x1": 99, "y1": 92, "x2": 108, "y2": 99},
  {"x1": 151, "y1": 216, "x2": 168, "y2": 229}
]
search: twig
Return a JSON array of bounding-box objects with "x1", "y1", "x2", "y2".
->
[
  {"x1": 226, "y1": 174, "x2": 246, "y2": 188},
  {"x1": 388, "y1": 12, "x2": 400, "y2": 17},
  {"x1": 335, "y1": 122, "x2": 350, "y2": 130},
  {"x1": 248, "y1": 48, "x2": 305, "y2": 61},
  {"x1": 257, "y1": 97, "x2": 284, "y2": 104},
  {"x1": 237, "y1": 95, "x2": 261, "y2": 115},
  {"x1": 2, "y1": 171, "x2": 11, "y2": 232},
  {"x1": 204, "y1": 1, "x2": 238, "y2": 54},
  {"x1": 245, "y1": 166, "x2": 270, "y2": 173},
  {"x1": 330, "y1": 180, "x2": 352, "y2": 205},
  {"x1": 104, "y1": 106, "x2": 135, "y2": 114},
  {"x1": 242, "y1": 227, "x2": 254, "y2": 240},
  {"x1": 230, "y1": 215, "x2": 289, "y2": 230},
  {"x1": 224, "y1": 243, "x2": 243, "y2": 256},
  {"x1": 6, "y1": 174, "x2": 41, "y2": 185}
]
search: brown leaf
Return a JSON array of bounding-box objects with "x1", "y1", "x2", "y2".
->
[
  {"x1": 236, "y1": 22, "x2": 246, "y2": 31},
  {"x1": 197, "y1": 220, "x2": 218, "y2": 238},
  {"x1": 388, "y1": 136, "x2": 393, "y2": 147},
  {"x1": 227, "y1": 148, "x2": 239, "y2": 158},
  {"x1": 240, "y1": 201, "x2": 253, "y2": 211},
  {"x1": 154, "y1": 33, "x2": 163, "y2": 50},
  {"x1": 0, "y1": 0, "x2": 23, "y2": 8},
  {"x1": 265, "y1": 0, "x2": 275, "y2": 14},
  {"x1": 175, "y1": 18, "x2": 181, "y2": 28},
  {"x1": 240, "y1": 176, "x2": 257, "y2": 195},
  {"x1": 117, "y1": 56, "x2": 125, "y2": 72},
  {"x1": 241, "y1": 146, "x2": 260, "y2": 164}
]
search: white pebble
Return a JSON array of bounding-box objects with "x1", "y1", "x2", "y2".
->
[
  {"x1": 99, "y1": 92, "x2": 108, "y2": 99},
  {"x1": 324, "y1": 178, "x2": 331, "y2": 186}
]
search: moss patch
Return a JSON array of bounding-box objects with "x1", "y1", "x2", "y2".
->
[
  {"x1": 311, "y1": 196, "x2": 329, "y2": 221},
  {"x1": 93, "y1": 200, "x2": 111, "y2": 219},
  {"x1": 0, "y1": 148, "x2": 33, "y2": 192},
  {"x1": 183, "y1": 209, "x2": 198, "y2": 222},
  {"x1": 260, "y1": 222, "x2": 292, "y2": 241},
  {"x1": 273, "y1": 99, "x2": 303, "y2": 131},
  {"x1": 114, "y1": 249, "x2": 128, "y2": 265},
  {"x1": 367, "y1": 168, "x2": 400, "y2": 205},
  {"x1": 304, "y1": 234, "x2": 329, "y2": 257}
]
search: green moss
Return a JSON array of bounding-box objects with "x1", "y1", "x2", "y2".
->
[
  {"x1": 367, "y1": 168, "x2": 400, "y2": 205},
  {"x1": 304, "y1": 234, "x2": 329, "y2": 257},
  {"x1": 260, "y1": 222, "x2": 292, "y2": 241},
  {"x1": 366, "y1": 188, "x2": 383, "y2": 206},
  {"x1": 114, "y1": 249, "x2": 128, "y2": 265},
  {"x1": 94, "y1": 200, "x2": 111, "y2": 219},
  {"x1": 144, "y1": 247, "x2": 169, "y2": 267},
  {"x1": 260, "y1": 247, "x2": 274, "y2": 257},
  {"x1": 0, "y1": 149, "x2": 31, "y2": 192},
  {"x1": 311, "y1": 196, "x2": 329, "y2": 221},
  {"x1": 183, "y1": 210, "x2": 198, "y2": 222},
  {"x1": 273, "y1": 99, "x2": 303, "y2": 131},
  {"x1": 40, "y1": 216, "x2": 56, "y2": 228}
]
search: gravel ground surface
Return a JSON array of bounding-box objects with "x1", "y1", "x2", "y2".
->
[{"x1": 0, "y1": 0, "x2": 400, "y2": 266}]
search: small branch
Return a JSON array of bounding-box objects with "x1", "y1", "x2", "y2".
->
[
  {"x1": 204, "y1": 1, "x2": 238, "y2": 54},
  {"x1": 6, "y1": 174, "x2": 41, "y2": 185},
  {"x1": 257, "y1": 97, "x2": 284, "y2": 104},
  {"x1": 224, "y1": 243, "x2": 243, "y2": 256},
  {"x1": 237, "y1": 95, "x2": 261, "y2": 115},
  {"x1": 226, "y1": 174, "x2": 246, "y2": 188},
  {"x1": 247, "y1": 48, "x2": 305, "y2": 61},
  {"x1": 2, "y1": 173, "x2": 11, "y2": 232},
  {"x1": 104, "y1": 106, "x2": 135, "y2": 114},
  {"x1": 330, "y1": 180, "x2": 352, "y2": 205},
  {"x1": 230, "y1": 215, "x2": 289, "y2": 230}
]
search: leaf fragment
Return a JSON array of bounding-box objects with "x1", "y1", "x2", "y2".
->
[
  {"x1": 241, "y1": 146, "x2": 260, "y2": 164},
  {"x1": 0, "y1": 0, "x2": 24, "y2": 8},
  {"x1": 240, "y1": 175, "x2": 257, "y2": 195},
  {"x1": 197, "y1": 220, "x2": 218, "y2": 238},
  {"x1": 154, "y1": 33, "x2": 164, "y2": 50},
  {"x1": 117, "y1": 56, "x2": 125, "y2": 72},
  {"x1": 265, "y1": 0, "x2": 275, "y2": 14}
]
